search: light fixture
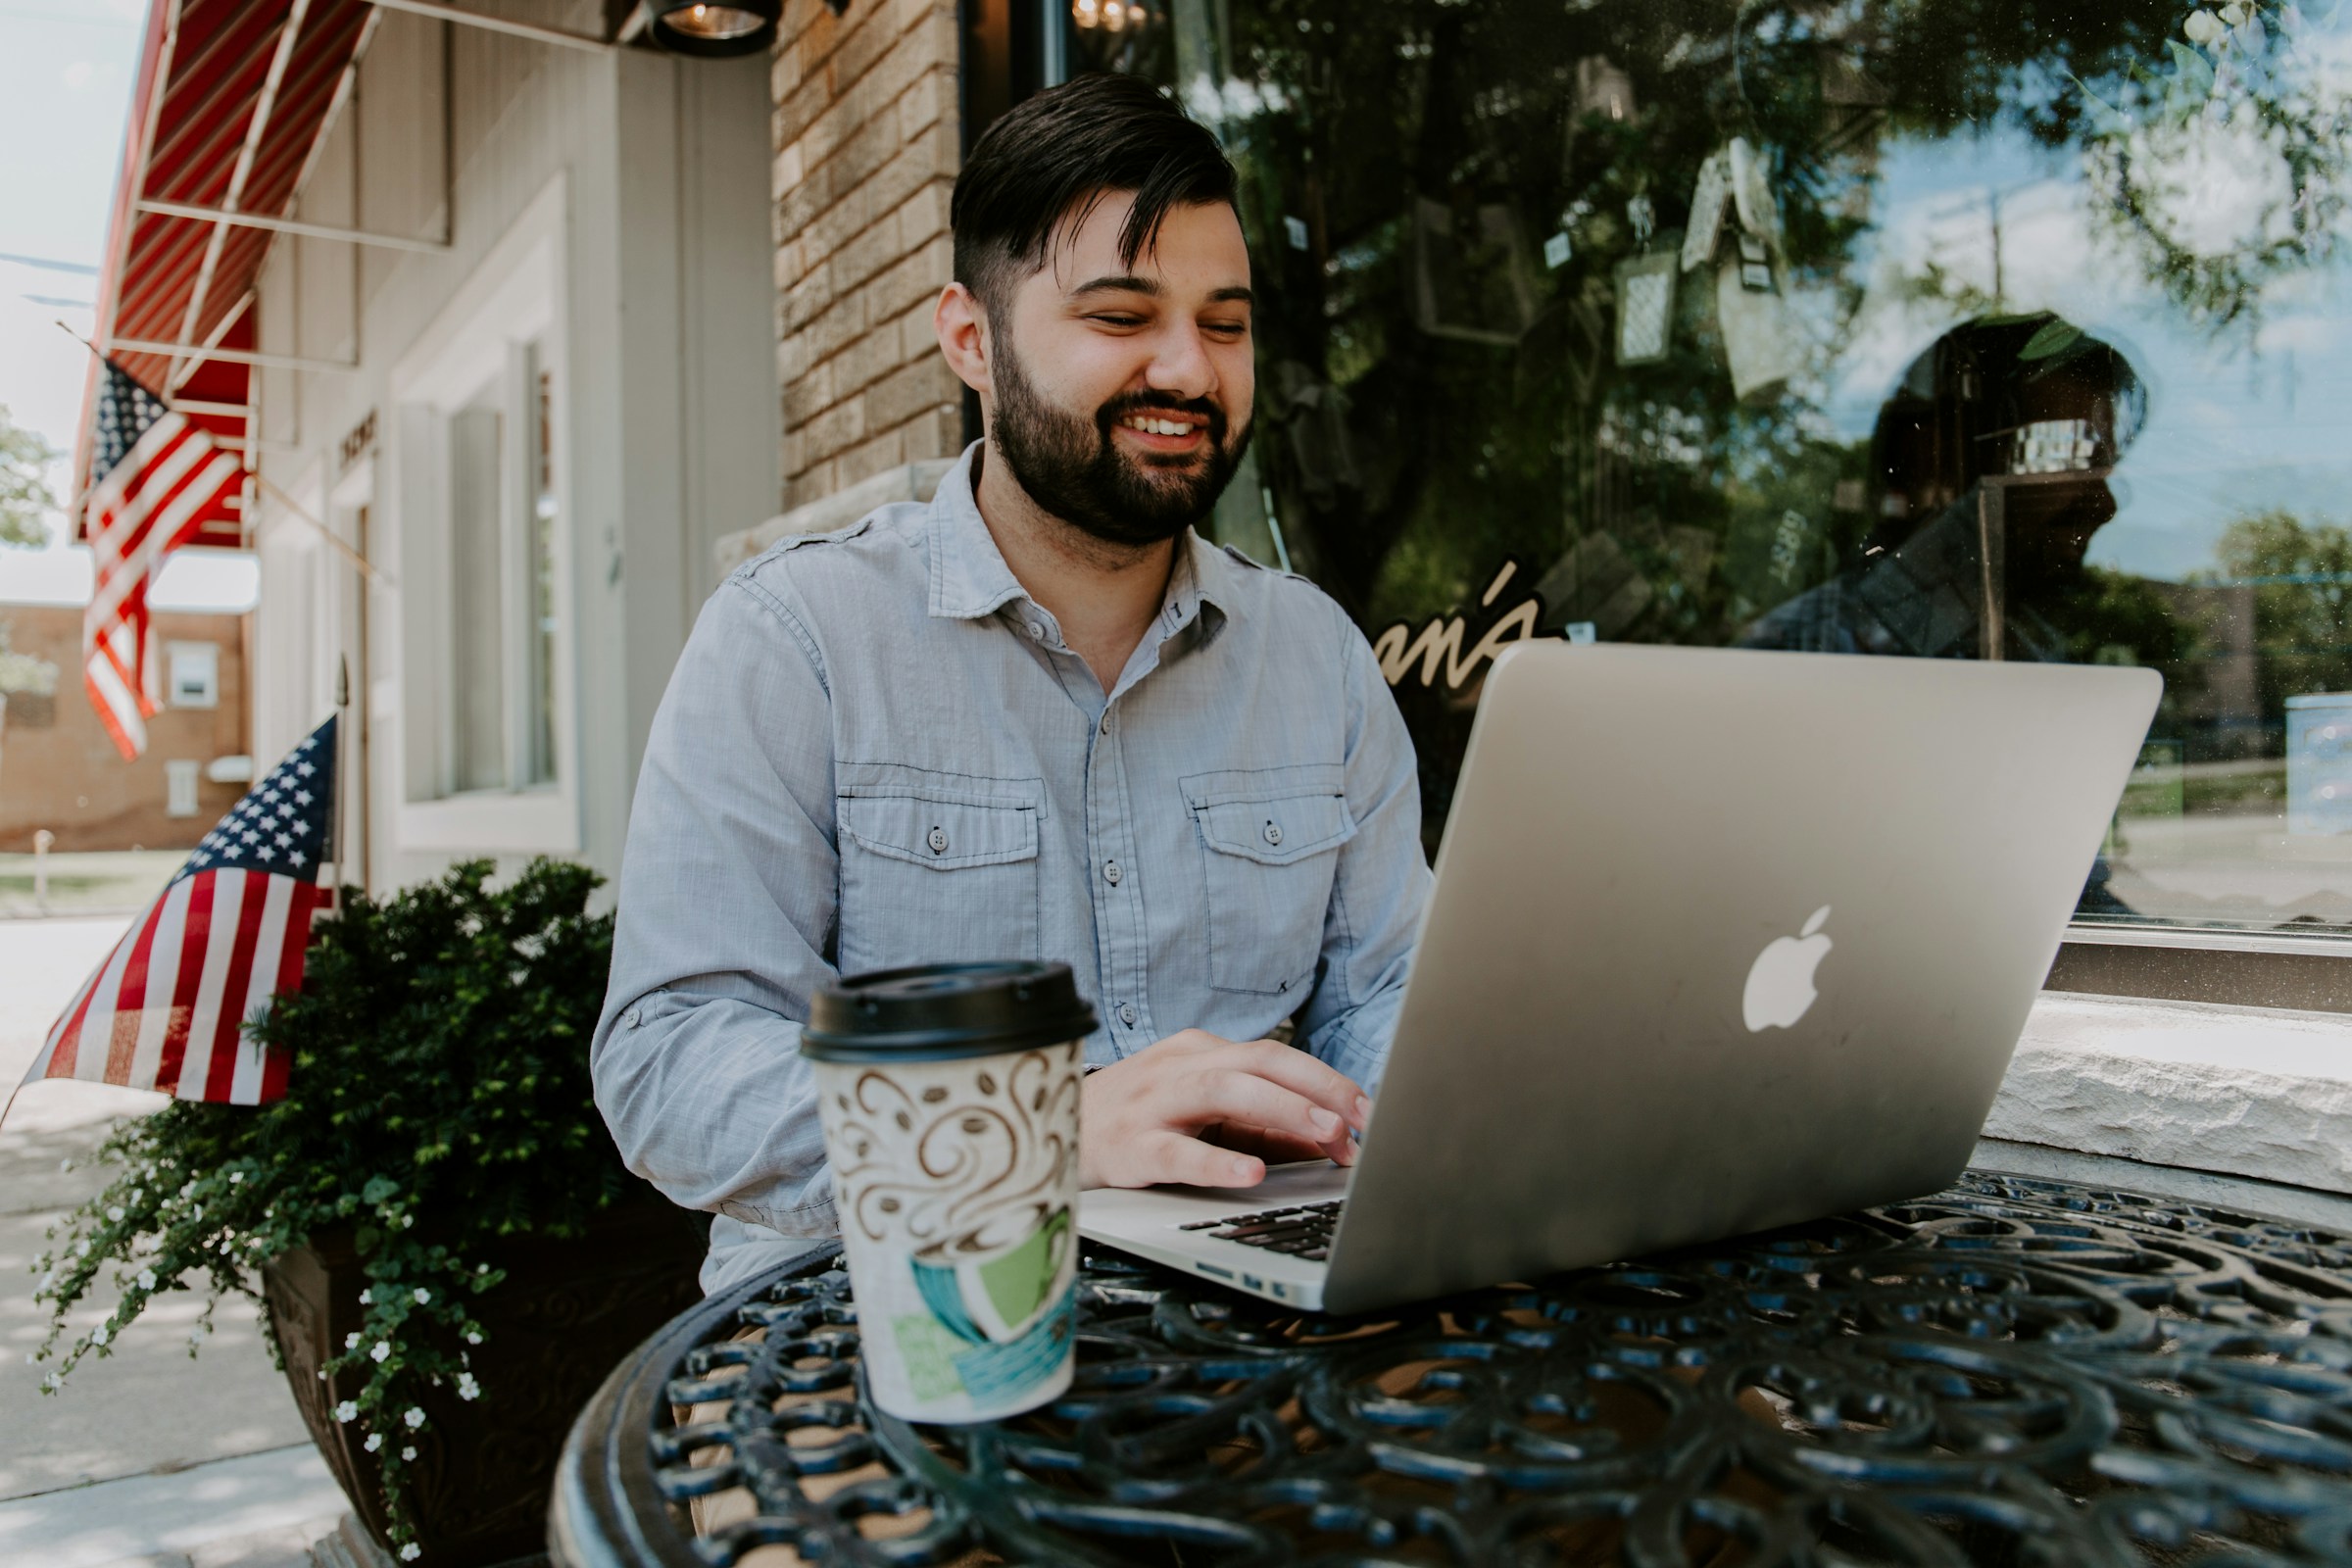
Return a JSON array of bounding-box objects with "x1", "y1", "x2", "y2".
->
[
  {"x1": 1072, "y1": 0, "x2": 1147, "y2": 30},
  {"x1": 646, "y1": 0, "x2": 785, "y2": 56}
]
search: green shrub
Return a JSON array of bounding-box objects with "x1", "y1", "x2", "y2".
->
[{"x1": 30, "y1": 858, "x2": 635, "y2": 1559}]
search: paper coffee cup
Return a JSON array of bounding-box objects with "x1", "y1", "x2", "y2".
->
[{"x1": 803, "y1": 961, "x2": 1098, "y2": 1423}]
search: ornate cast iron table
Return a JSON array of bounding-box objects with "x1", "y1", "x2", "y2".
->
[{"x1": 552, "y1": 1171, "x2": 2352, "y2": 1566}]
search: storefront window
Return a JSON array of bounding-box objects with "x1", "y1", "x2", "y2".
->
[{"x1": 1101, "y1": 0, "x2": 2352, "y2": 935}]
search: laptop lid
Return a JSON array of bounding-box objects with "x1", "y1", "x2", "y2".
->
[{"x1": 1319, "y1": 643, "x2": 2160, "y2": 1313}]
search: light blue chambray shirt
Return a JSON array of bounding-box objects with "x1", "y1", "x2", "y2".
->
[{"x1": 592, "y1": 444, "x2": 1432, "y2": 1293}]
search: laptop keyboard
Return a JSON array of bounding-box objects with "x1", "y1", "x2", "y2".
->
[{"x1": 1177, "y1": 1200, "x2": 1344, "y2": 1261}]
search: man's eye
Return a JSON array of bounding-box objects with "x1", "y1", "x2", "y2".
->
[
  {"x1": 1204, "y1": 320, "x2": 1250, "y2": 337},
  {"x1": 1089, "y1": 314, "x2": 1145, "y2": 328}
]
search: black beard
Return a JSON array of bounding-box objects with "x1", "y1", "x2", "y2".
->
[{"x1": 988, "y1": 332, "x2": 1251, "y2": 548}]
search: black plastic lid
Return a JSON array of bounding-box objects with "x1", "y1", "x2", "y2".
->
[{"x1": 801, "y1": 961, "x2": 1100, "y2": 1062}]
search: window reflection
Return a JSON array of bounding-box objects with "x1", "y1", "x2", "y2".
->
[{"x1": 1111, "y1": 0, "x2": 2352, "y2": 933}]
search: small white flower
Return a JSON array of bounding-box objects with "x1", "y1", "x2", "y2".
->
[
  {"x1": 358, "y1": 1288, "x2": 373, "y2": 1305},
  {"x1": 412, "y1": 1288, "x2": 429, "y2": 1305},
  {"x1": 465, "y1": 1332, "x2": 482, "y2": 1347},
  {"x1": 401, "y1": 1446, "x2": 416, "y2": 1460},
  {"x1": 136, "y1": 1269, "x2": 156, "y2": 1291},
  {"x1": 90, "y1": 1325, "x2": 108, "y2": 1347},
  {"x1": 58, "y1": 1159, "x2": 74, "y2": 1174},
  {"x1": 335, "y1": 1400, "x2": 359, "y2": 1422},
  {"x1": 106, "y1": 1206, "x2": 123, "y2": 1222},
  {"x1": 226, "y1": 1171, "x2": 243, "y2": 1184},
  {"x1": 365, "y1": 1432, "x2": 383, "y2": 1452},
  {"x1": 403, "y1": 1407, "x2": 425, "y2": 1429},
  {"x1": 74, "y1": 1241, "x2": 89, "y2": 1258},
  {"x1": 370, "y1": 1342, "x2": 391, "y2": 1364},
  {"x1": 188, "y1": 1324, "x2": 210, "y2": 1346},
  {"x1": 475, "y1": 1263, "x2": 488, "y2": 1274},
  {"x1": 317, "y1": 1369, "x2": 326, "y2": 1380},
  {"x1": 456, "y1": 1372, "x2": 480, "y2": 1401},
  {"x1": 2185, "y1": 8, "x2": 2226, "y2": 43},
  {"x1": 400, "y1": 1215, "x2": 414, "y2": 1229},
  {"x1": 400, "y1": 1544, "x2": 420, "y2": 1562},
  {"x1": 345, "y1": 1332, "x2": 361, "y2": 1350},
  {"x1": 41, "y1": 1372, "x2": 61, "y2": 1392},
  {"x1": 190, "y1": 1206, "x2": 202, "y2": 1220}
]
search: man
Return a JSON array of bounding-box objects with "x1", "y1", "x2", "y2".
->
[
  {"x1": 1739, "y1": 313, "x2": 2146, "y2": 662},
  {"x1": 593, "y1": 74, "x2": 1433, "y2": 1293}
]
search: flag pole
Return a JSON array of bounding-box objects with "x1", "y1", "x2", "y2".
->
[
  {"x1": 331, "y1": 656, "x2": 354, "y2": 907},
  {"x1": 52, "y1": 320, "x2": 390, "y2": 587}
]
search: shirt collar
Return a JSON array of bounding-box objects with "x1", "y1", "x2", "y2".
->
[{"x1": 926, "y1": 441, "x2": 1235, "y2": 647}]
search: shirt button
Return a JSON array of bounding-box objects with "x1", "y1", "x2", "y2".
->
[
  {"x1": 1027, "y1": 620, "x2": 1046, "y2": 640},
  {"x1": 1100, "y1": 711, "x2": 1112, "y2": 734},
  {"x1": 1119, "y1": 1003, "x2": 1138, "y2": 1026},
  {"x1": 1103, "y1": 859, "x2": 1122, "y2": 886},
  {"x1": 1262, "y1": 820, "x2": 1284, "y2": 848},
  {"x1": 928, "y1": 826, "x2": 949, "y2": 855}
]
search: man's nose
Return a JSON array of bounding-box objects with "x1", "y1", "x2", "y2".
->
[{"x1": 1143, "y1": 320, "x2": 1216, "y2": 401}]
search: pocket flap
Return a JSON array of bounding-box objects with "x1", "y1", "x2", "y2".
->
[
  {"x1": 1191, "y1": 790, "x2": 1355, "y2": 866},
  {"x1": 840, "y1": 795, "x2": 1039, "y2": 870}
]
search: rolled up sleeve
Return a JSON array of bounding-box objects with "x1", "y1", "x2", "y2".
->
[
  {"x1": 591, "y1": 572, "x2": 843, "y2": 1238},
  {"x1": 1296, "y1": 613, "x2": 1432, "y2": 1096}
]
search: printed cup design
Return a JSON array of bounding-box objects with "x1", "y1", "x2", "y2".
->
[{"x1": 814, "y1": 1043, "x2": 1082, "y2": 1421}]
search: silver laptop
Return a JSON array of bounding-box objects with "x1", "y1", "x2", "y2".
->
[{"x1": 1082, "y1": 641, "x2": 2161, "y2": 1313}]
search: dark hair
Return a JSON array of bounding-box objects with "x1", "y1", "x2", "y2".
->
[{"x1": 952, "y1": 73, "x2": 1238, "y2": 318}]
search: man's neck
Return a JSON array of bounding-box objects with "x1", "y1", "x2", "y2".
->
[{"x1": 972, "y1": 441, "x2": 1180, "y2": 695}]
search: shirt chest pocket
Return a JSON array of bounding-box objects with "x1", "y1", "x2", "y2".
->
[
  {"x1": 1183, "y1": 766, "x2": 1357, "y2": 997},
  {"x1": 836, "y1": 782, "x2": 1042, "y2": 976}
]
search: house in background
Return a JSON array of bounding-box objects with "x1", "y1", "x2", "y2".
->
[{"x1": 0, "y1": 600, "x2": 252, "y2": 853}]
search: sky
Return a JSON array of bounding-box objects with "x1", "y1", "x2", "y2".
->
[
  {"x1": 0, "y1": 0, "x2": 257, "y2": 613},
  {"x1": 1815, "y1": 119, "x2": 2352, "y2": 586}
]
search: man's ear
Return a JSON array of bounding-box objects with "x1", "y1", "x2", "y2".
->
[{"x1": 934, "y1": 283, "x2": 992, "y2": 398}]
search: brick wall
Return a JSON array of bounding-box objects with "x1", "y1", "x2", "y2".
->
[
  {"x1": 772, "y1": 0, "x2": 968, "y2": 509},
  {"x1": 0, "y1": 604, "x2": 253, "y2": 854}
]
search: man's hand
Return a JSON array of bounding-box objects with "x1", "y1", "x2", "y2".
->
[{"x1": 1079, "y1": 1030, "x2": 1372, "y2": 1190}]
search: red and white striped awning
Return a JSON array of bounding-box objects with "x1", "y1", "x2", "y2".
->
[{"x1": 77, "y1": 0, "x2": 376, "y2": 545}]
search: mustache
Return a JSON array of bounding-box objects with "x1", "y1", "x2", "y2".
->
[{"x1": 1095, "y1": 391, "x2": 1227, "y2": 442}]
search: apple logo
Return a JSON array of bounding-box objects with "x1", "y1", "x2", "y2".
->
[{"x1": 1742, "y1": 906, "x2": 1833, "y2": 1032}]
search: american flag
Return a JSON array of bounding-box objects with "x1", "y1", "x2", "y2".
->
[
  {"x1": 81, "y1": 360, "x2": 246, "y2": 760},
  {"x1": 21, "y1": 717, "x2": 338, "y2": 1107}
]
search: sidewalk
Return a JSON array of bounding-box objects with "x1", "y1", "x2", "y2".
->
[{"x1": 0, "y1": 917, "x2": 369, "y2": 1568}]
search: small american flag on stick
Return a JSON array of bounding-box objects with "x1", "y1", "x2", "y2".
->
[
  {"x1": 82, "y1": 359, "x2": 247, "y2": 760},
  {"x1": 17, "y1": 717, "x2": 339, "y2": 1109}
]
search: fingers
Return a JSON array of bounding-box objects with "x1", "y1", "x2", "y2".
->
[
  {"x1": 1145, "y1": 1130, "x2": 1265, "y2": 1190},
  {"x1": 1181, "y1": 1069, "x2": 1349, "y2": 1152},
  {"x1": 1221, "y1": 1040, "x2": 1372, "y2": 1133},
  {"x1": 1205, "y1": 1122, "x2": 1355, "y2": 1168}
]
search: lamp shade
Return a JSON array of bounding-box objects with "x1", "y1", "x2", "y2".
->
[{"x1": 646, "y1": 0, "x2": 783, "y2": 56}]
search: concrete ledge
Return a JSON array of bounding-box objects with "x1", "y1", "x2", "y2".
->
[
  {"x1": 1986, "y1": 992, "x2": 2352, "y2": 1198},
  {"x1": 712, "y1": 459, "x2": 956, "y2": 579}
]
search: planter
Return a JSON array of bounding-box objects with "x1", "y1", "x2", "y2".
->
[{"x1": 264, "y1": 1198, "x2": 709, "y2": 1567}]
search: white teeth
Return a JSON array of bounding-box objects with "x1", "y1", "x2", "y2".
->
[{"x1": 1124, "y1": 416, "x2": 1194, "y2": 437}]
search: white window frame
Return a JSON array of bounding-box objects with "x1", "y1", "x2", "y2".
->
[
  {"x1": 166, "y1": 642, "x2": 220, "y2": 709},
  {"x1": 384, "y1": 175, "x2": 579, "y2": 856}
]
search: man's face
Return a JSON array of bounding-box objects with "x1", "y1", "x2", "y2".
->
[{"x1": 982, "y1": 192, "x2": 1255, "y2": 546}]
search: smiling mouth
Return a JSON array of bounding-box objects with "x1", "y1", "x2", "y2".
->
[{"x1": 1116, "y1": 413, "x2": 1207, "y2": 440}]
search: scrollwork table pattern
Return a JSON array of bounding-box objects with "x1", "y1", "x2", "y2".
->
[{"x1": 556, "y1": 1171, "x2": 2352, "y2": 1568}]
